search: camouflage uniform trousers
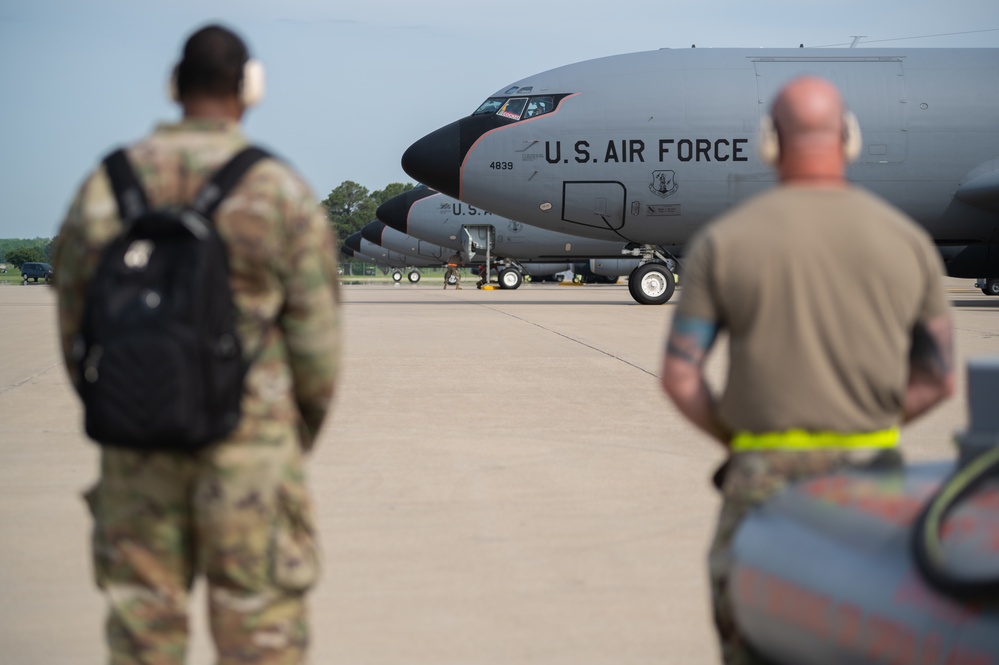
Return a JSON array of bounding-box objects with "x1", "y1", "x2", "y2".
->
[
  {"x1": 83, "y1": 424, "x2": 320, "y2": 665},
  {"x1": 443, "y1": 266, "x2": 460, "y2": 289},
  {"x1": 707, "y1": 447, "x2": 902, "y2": 665}
]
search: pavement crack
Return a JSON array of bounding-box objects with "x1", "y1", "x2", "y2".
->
[
  {"x1": 474, "y1": 303, "x2": 660, "y2": 379},
  {"x1": 0, "y1": 362, "x2": 64, "y2": 396}
]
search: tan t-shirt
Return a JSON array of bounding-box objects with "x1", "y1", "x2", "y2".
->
[{"x1": 676, "y1": 185, "x2": 948, "y2": 434}]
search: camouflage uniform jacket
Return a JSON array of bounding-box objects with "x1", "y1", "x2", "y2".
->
[{"x1": 53, "y1": 119, "x2": 341, "y2": 450}]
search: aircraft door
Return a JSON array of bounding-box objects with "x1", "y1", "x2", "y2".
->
[
  {"x1": 754, "y1": 59, "x2": 908, "y2": 162},
  {"x1": 562, "y1": 181, "x2": 628, "y2": 232},
  {"x1": 461, "y1": 224, "x2": 496, "y2": 262}
]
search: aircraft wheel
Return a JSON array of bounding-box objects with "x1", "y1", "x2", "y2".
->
[
  {"x1": 499, "y1": 268, "x2": 523, "y2": 290},
  {"x1": 447, "y1": 272, "x2": 458, "y2": 285},
  {"x1": 628, "y1": 263, "x2": 675, "y2": 305},
  {"x1": 408, "y1": 270, "x2": 421, "y2": 283},
  {"x1": 984, "y1": 278, "x2": 999, "y2": 296},
  {"x1": 391, "y1": 270, "x2": 403, "y2": 282}
]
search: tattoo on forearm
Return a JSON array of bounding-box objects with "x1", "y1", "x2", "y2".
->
[
  {"x1": 667, "y1": 340, "x2": 699, "y2": 363},
  {"x1": 666, "y1": 315, "x2": 719, "y2": 364},
  {"x1": 910, "y1": 320, "x2": 952, "y2": 379}
]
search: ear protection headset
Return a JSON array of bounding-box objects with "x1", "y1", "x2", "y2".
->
[
  {"x1": 757, "y1": 110, "x2": 862, "y2": 165},
  {"x1": 168, "y1": 58, "x2": 266, "y2": 108}
]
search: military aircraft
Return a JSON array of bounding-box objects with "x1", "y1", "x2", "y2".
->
[
  {"x1": 340, "y1": 245, "x2": 386, "y2": 269},
  {"x1": 361, "y1": 218, "x2": 452, "y2": 264},
  {"x1": 376, "y1": 186, "x2": 642, "y2": 288},
  {"x1": 360, "y1": 218, "x2": 617, "y2": 288},
  {"x1": 342, "y1": 239, "x2": 390, "y2": 268},
  {"x1": 340, "y1": 244, "x2": 403, "y2": 279},
  {"x1": 343, "y1": 232, "x2": 438, "y2": 283},
  {"x1": 359, "y1": 221, "x2": 471, "y2": 286},
  {"x1": 401, "y1": 47, "x2": 999, "y2": 303}
]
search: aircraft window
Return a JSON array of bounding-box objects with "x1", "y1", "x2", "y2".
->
[
  {"x1": 523, "y1": 96, "x2": 553, "y2": 119},
  {"x1": 497, "y1": 97, "x2": 528, "y2": 120},
  {"x1": 473, "y1": 98, "x2": 506, "y2": 116},
  {"x1": 473, "y1": 94, "x2": 562, "y2": 120}
]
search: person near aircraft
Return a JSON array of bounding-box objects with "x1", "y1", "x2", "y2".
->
[
  {"x1": 52, "y1": 24, "x2": 341, "y2": 664},
  {"x1": 444, "y1": 250, "x2": 462, "y2": 289},
  {"x1": 659, "y1": 76, "x2": 955, "y2": 664}
]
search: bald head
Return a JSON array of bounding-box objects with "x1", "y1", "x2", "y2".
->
[{"x1": 769, "y1": 76, "x2": 851, "y2": 184}]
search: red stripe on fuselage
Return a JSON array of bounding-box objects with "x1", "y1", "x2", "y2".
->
[{"x1": 458, "y1": 93, "x2": 581, "y2": 201}]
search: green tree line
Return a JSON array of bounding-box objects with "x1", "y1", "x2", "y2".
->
[
  {"x1": 0, "y1": 238, "x2": 53, "y2": 268},
  {"x1": 320, "y1": 181, "x2": 414, "y2": 245},
  {"x1": 1, "y1": 179, "x2": 415, "y2": 269}
]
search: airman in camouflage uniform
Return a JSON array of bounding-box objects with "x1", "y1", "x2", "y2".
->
[
  {"x1": 53, "y1": 24, "x2": 340, "y2": 665},
  {"x1": 443, "y1": 251, "x2": 462, "y2": 289},
  {"x1": 660, "y1": 77, "x2": 954, "y2": 664}
]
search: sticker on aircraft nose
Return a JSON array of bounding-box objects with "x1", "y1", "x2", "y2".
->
[{"x1": 650, "y1": 170, "x2": 678, "y2": 198}]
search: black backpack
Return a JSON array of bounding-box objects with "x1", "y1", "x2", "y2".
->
[{"x1": 77, "y1": 146, "x2": 270, "y2": 451}]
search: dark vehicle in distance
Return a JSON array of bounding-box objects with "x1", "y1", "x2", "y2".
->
[{"x1": 21, "y1": 262, "x2": 53, "y2": 283}]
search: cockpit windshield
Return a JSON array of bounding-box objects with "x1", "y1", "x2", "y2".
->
[
  {"x1": 497, "y1": 98, "x2": 528, "y2": 120},
  {"x1": 472, "y1": 95, "x2": 556, "y2": 121},
  {"x1": 523, "y1": 96, "x2": 553, "y2": 118},
  {"x1": 472, "y1": 98, "x2": 505, "y2": 116}
]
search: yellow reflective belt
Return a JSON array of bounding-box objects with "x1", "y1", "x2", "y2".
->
[{"x1": 730, "y1": 427, "x2": 900, "y2": 451}]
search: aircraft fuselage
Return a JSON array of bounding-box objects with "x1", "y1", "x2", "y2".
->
[{"x1": 403, "y1": 48, "x2": 999, "y2": 278}]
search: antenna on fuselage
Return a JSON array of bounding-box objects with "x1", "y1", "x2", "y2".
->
[{"x1": 849, "y1": 35, "x2": 867, "y2": 48}]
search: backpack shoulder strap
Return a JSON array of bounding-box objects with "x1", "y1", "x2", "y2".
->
[
  {"x1": 102, "y1": 148, "x2": 150, "y2": 224},
  {"x1": 191, "y1": 146, "x2": 273, "y2": 218}
]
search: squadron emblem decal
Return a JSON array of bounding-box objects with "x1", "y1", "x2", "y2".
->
[{"x1": 650, "y1": 170, "x2": 678, "y2": 198}]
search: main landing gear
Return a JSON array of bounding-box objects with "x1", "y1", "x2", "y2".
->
[
  {"x1": 628, "y1": 262, "x2": 675, "y2": 305},
  {"x1": 392, "y1": 269, "x2": 422, "y2": 283},
  {"x1": 498, "y1": 267, "x2": 523, "y2": 290},
  {"x1": 624, "y1": 245, "x2": 679, "y2": 305}
]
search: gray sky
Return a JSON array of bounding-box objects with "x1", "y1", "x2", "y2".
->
[{"x1": 1, "y1": 0, "x2": 998, "y2": 239}]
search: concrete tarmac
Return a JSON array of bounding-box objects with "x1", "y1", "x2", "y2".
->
[{"x1": 1, "y1": 278, "x2": 996, "y2": 664}]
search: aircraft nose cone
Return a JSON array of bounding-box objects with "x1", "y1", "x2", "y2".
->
[
  {"x1": 377, "y1": 192, "x2": 410, "y2": 233},
  {"x1": 401, "y1": 121, "x2": 462, "y2": 198},
  {"x1": 361, "y1": 221, "x2": 384, "y2": 245},
  {"x1": 377, "y1": 187, "x2": 440, "y2": 234},
  {"x1": 344, "y1": 232, "x2": 363, "y2": 253},
  {"x1": 341, "y1": 246, "x2": 355, "y2": 259}
]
